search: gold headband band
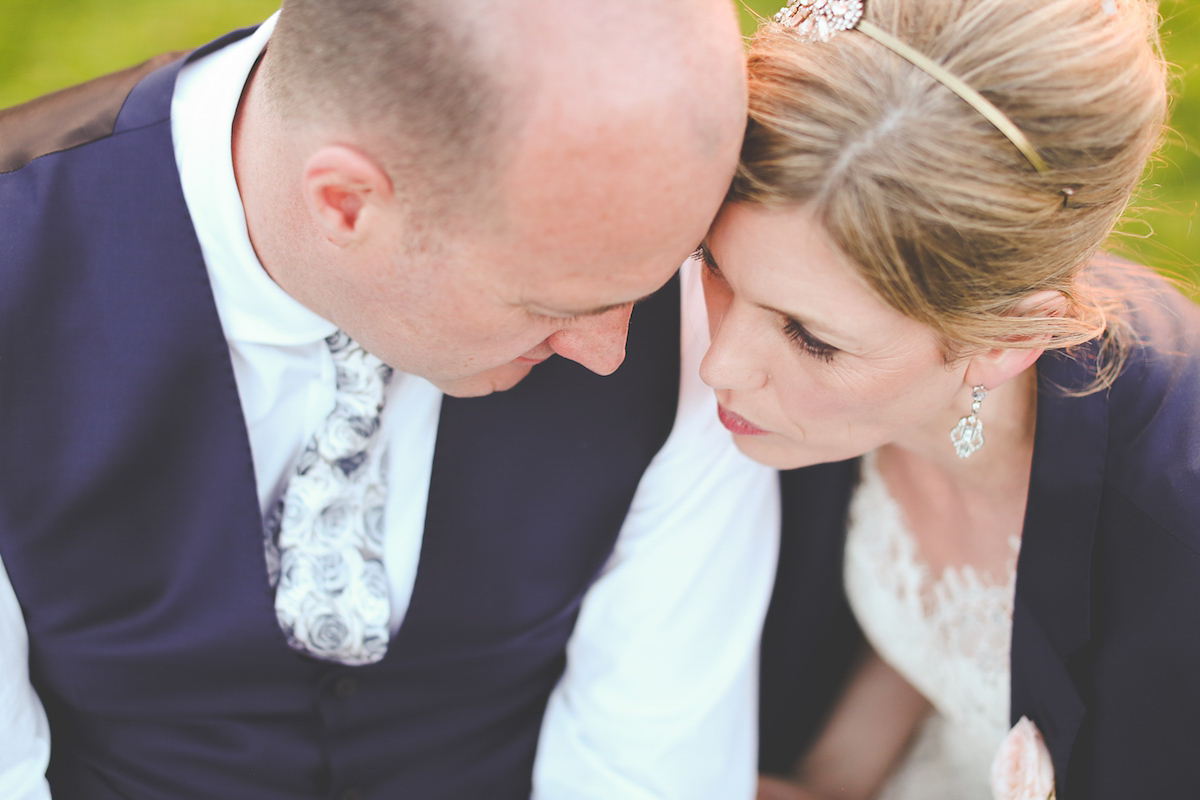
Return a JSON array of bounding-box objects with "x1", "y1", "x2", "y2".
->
[{"x1": 774, "y1": 0, "x2": 1050, "y2": 174}]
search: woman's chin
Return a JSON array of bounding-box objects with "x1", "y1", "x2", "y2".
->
[
  {"x1": 730, "y1": 434, "x2": 822, "y2": 471},
  {"x1": 730, "y1": 431, "x2": 874, "y2": 471}
]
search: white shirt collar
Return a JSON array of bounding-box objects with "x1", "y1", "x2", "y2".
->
[{"x1": 172, "y1": 11, "x2": 339, "y2": 347}]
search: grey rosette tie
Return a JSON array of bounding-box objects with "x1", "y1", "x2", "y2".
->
[{"x1": 265, "y1": 331, "x2": 395, "y2": 665}]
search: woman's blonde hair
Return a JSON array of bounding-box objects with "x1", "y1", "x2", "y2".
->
[{"x1": 733, "y1": 0, "x2": 1169, "y2": 385}]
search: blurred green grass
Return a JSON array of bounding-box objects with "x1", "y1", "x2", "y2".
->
[
  {"x1": 0, "y1": 0, "x2": 279, "y2": 107},
  {"x1": 0, "y1": 0, "x2": 1194, "y2": 282}
]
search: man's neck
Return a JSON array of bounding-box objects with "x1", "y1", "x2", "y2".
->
[{"x1": 230, "y1": 52, "x2": 318, "y2": 314}]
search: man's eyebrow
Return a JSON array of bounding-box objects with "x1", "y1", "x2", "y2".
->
[
  {"x1": 535, "y1": 295, "x2": 653, "y2": 318},
  {"x1": 576, "y1": 300, "x2": 638, "y2": 316}
]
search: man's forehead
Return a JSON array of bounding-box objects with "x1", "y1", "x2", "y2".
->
[
  {"x1": 459, "y1": 228, "x2": 674, "y2": 308},
  {"x1": 480, "y1": 152, "x2": 709, "y2": 301}
]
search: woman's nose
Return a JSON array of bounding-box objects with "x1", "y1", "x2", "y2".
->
[{"x1": 699, "y1": 305, "x2": 769, "y2": 392}]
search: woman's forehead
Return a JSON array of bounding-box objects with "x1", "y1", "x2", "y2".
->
[{"x1": 709, "y1": 203, "x2": 911, "y2": 338}]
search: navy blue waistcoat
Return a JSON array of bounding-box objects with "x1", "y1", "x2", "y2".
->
[{"x1": 0, "y1": 30, "x2": 680, "y2": 800}]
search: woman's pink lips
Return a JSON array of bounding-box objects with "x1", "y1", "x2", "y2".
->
[{"x1": 717, "y1": 405, "x2": 770, "y2": 436}]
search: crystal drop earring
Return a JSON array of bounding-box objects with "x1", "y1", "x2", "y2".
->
[{"x1": 950, "y1": 385, "x2": 987, "y2": 458}]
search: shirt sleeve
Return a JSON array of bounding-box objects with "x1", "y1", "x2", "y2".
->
[
  {"x1": 0, "y1": 555, "x2": 53, "y2": 800},
  {"x1": 531, "y1": 259, "x2": 781, "y2": 800}
]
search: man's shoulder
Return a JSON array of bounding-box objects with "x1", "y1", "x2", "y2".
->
[{"x1": 0, "y1": 51, "x2": 186, "y2": 176}]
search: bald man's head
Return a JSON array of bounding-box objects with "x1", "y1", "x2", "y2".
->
[
  {"x1": 265, "y1": 0, "x2": 745, "y2": 222},
  {"x1": 250, "y1": 0, "x2": 747, "y2": 396}
]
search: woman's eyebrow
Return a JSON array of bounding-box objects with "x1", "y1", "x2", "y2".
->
[
  {"x1": 700, "y1": 240, "x2": 849, "y2": 342},
  {"x1": 699, "y1": 242, "x2": 798, "y2": 320}
]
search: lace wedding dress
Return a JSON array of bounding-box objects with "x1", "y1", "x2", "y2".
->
[{"x1": 843, "y1": 452, "x2": 1019, "y2": 800}]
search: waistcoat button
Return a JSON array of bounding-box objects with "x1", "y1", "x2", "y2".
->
[{"x1": 333, "y1": 676, "x2": 358, "y2": 699}]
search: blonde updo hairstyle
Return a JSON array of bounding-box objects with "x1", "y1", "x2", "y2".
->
[{"x1": 732, "y1": 0, "x2": 1169, "y2": 384}]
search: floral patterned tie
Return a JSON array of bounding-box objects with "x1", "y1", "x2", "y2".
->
[{"x1": 264, "y1": 331, "x2": 394, "y2": 665}]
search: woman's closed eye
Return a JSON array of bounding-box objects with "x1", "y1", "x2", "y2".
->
[
  {"x1": 696, "y1": 243, "x2": 838, "y2": 362},
  {"x1": 783, "y1": 317, "x2": 839, "y2": 363}
]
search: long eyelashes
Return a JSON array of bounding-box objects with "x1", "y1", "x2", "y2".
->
[
  {"x1": 694, "y1": 245, "x2": 722, "y2": 277},
  {"x1": 783, "y1": 317, "x2": 839, "y2": 363}
]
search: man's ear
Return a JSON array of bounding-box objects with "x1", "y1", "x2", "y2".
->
[
  {"x1": 963, "y1": 290, "x2": 1068, "y2": 390},
  {"x1": 302, "y1": 145, "x2": 394, "y2": 248}
]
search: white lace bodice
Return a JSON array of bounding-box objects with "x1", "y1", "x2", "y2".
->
[{"x1": 843, "y1": 453, "x2": 1019, "y2": 800}]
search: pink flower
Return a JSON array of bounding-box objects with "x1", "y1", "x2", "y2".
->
[{"x1": 991, "y1": 717, "x2": 1056, "y2": 800}]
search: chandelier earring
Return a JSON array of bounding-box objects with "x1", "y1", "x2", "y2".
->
[{"x1": 950, "y1": 386, "x2": 987, "y2": 458}]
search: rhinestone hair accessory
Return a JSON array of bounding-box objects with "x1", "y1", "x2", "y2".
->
[
  {"x1": 773, "y1": 0, "x2": 1049, "y2": 174},
  {"x1": 774, "y1": 0, "x2": 864, "y2": 41},
  {"x1": 950, "y1": 385, "x2": 987, "y2": 458}
]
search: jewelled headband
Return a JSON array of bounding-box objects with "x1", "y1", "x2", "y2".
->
[{"x1": 773, "y1": 0, "x2": 1050, "y2": 174}]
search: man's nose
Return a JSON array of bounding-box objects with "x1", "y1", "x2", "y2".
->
[{"x1": 545, "y1": 304, "x2": 634, "y2": 376}]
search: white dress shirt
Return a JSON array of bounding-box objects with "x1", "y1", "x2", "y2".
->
[{"x1": 0, "y1": 14, "x2": 780, "y2": 800}]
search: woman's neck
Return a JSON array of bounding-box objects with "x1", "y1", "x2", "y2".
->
[{"x1": 873, "y1": 366, "x2": 1040, "y2": 580}]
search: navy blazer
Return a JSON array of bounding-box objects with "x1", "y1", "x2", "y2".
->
[{"x1": 760, "y1": 261, "x2": 1200, "y2": 799}]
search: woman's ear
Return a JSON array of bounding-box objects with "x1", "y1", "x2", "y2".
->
[
  {"x1": 963, "y1": 290, "x2": 1067, "y2": 390},
  {"x1": 302, "y1": 145, "x2": 395, "y2": 248}
]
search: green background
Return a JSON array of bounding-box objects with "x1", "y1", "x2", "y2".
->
[{"x1": 1, "y1": 0, "x2": 1195, "y2": 282}]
